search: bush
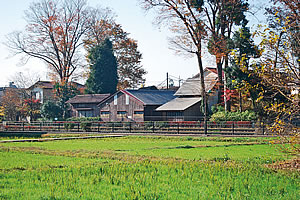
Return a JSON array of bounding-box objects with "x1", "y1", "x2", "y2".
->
[
  {"x1": 155, "y1": 121, "x2": 169, "y2": 129},
  {"x1": 67, "y1": 117, "x2": 102, "y2": 122},
  {"x1": 64, "y1": 123, "x2": 75, "y2": 130},
  {"x1": 210, "y1": 110, "x2": 257, "y2": 122},
  {"x1": 40, "y1": 101, "x2": 63, "y2": 120},
  {"x1": 80, "y1": 122, "x2": 92, "y2": 132},
  {"x1": 211, "y1": 105, "x2": 225, "y2": 113}
]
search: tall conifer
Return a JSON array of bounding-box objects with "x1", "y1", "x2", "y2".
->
[{"x1": 85, "y1": 39, "x2": 118, "y2": 94}]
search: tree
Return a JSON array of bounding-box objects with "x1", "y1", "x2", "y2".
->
[
  {"x1": 53, "y1": 82, "x2": 79, "y2": 119},
  {"x1": 9, "y1": 72, "x2": 41, "y2": 89},
  {"x1": 40, "y1": 100, "x2": 63, "y2": 120},
  {"x1": 1, "y1": 89, "x2": 22, "y2": 121},
  {"x1": 0, "y1": 106, "x2": 4, "y2": 121},
  {"x1": 225, "y1": 25, "x2": 259, "y2": 112},
  {"x1": 20, "y1": 99, "x2": 41, "y2": 121},
  {"x1": 85, "y1": 39, "x2": 118, "y2": 94},
  {"x1": 248, "y1": 0, "x2": 299, "y2": 155},
  {"x1": 84, "y1": 8, "x2": 147, "y2": 89},
  {"x1": 6, "y1": 0, "x2": 90, "y2": 84},
  {"x1": 140, "y1": 0, "x2": 209, "y2": 133},
  {"x1": 203, "y1": 0, "x2": 249, "y2": 107}
]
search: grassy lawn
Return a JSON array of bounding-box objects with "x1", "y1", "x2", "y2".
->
[{"x1": 0, "y1": 136, "x2": 298, "y2": 199}]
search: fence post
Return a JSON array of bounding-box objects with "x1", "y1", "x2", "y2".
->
[
  {"x1": 152, "y1": 121, "x2": 155, "y2": 133},
  {"x1": 232, "y1": 122, "x2": 235, "y2": 135},
  {"x1": 40, "y1": 122, "x2": 42, "y2": 131},
  {"x1": 22, "y1": 122, "x2": 24, "y2": 131},
  {"x1": 262, "y1": 122, "x2": 265, "y2": 135},
  {"x1": 112, "y1": 122, "x2": 114, "y2": 133},
  {"x1": 78, "y1": 122, "x2": 80, "y2": 132},
  {"x1": 97, "y1": 122, "x2": 100, "y2": 132},
  {"x1": 129, "y1": 122, "x2": 132, "y2": 133},
  {"x1": 177, "y1": 122, "x2": 180, "y2": 134}
]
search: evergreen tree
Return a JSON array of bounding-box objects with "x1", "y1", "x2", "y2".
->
[
  {"x1": 85, "y1": 39, "x2": 118, "y2": 94},
  {"x1": 225, "y1": 26, "x2": 258, "y2": 112}
]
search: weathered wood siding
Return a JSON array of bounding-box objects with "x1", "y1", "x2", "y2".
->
[
  {"x1": 70, "y1": 103, "x2": 100, "y2": 117},
  {"x1": 99, "y1": 92, "x2": 144, "y2": 122},
  {"x1": 183, "y1": 102, "x2": 202, "y2": 121}
]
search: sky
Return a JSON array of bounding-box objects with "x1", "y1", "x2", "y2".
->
[{"x1": 0, "y1": 0, "x2": 267, "y2": 88}]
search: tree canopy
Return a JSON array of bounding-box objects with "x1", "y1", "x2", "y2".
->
[
  {"x1": 6, "y1": 0, "x2": 146, "y2": 88},
  {"x1": 84, "y1": 9, "x2": 146, "y2": 89},
  {"x1": 85, "y1": 39, "x2": 118, "y2": 94}
]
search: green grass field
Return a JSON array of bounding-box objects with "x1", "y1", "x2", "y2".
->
[{"x1": 0, "y1": 136, "x2": 299, "y2": 199}]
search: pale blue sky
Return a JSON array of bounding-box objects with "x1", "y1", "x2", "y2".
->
[{"x1": 0, "y1": 0, "x2": 267, "y2": 87}]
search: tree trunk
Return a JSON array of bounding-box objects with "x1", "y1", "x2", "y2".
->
[
  {"x1": 239, "y1": 89, "x2": 242, "y2": 112},
  {"x1": 197, "y1": 53, "x2": 208, "y2": 135},
  {"x1": 224, "y1": 55, "x2": 230, "y2": 111},
  {"x1": 216, "y1": 60, "x2": 223, "y2": 105}
]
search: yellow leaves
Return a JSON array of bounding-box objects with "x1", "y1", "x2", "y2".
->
[{"x1": 0, "y1": 106, "x2": 4, "y2": 117}]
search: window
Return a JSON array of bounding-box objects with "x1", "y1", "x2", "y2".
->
[
  {"x1": 101, "y1": 111, "x2": 110, "y2": 118},
  {"x1": 117, "y1": 111, "x2": 127, "y2": 117},
  {"x1": 134, "y1": 111, "x2": 144, "y2": 115},
  {"x1": 36, "y1": 92, "x2": 40, "y2": 100},
  {"x1": 125, "y1": 94, "x2": 129, "y2": 105},
  {"x1": 114, "y1": 95, "x2": 118, "y2": 105},
  {"x1": 78, "y1": 110, "x2": 93, "y2": 117}
]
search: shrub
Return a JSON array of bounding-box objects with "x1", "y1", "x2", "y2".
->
[
  {"x1": 210, "y1": 110, "x2": 257, "y2": 122},
  {"x1": 155, "y1": 121, "x2": 169, "y2": 129},
  {"x1": 80, "y1": 122, "x2": 92, "y2": 131},
  {"x1": 66, "y1": 117, "x2": 102, "y2": 122},
  {"x1": 64, "y1": 123, "x2": 75, "y2": 130}
]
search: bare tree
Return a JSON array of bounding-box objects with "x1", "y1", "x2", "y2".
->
[
  {"x1": 140, "y1": 0, "x2": 209, "y2": 133},
  {"x1": 6, "y1": 0, "x2": 90, "y2": 84},
  {"x1": 9, "y1": 71, "x2": 41, "y2": 89}
]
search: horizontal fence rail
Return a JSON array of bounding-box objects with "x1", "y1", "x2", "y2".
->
[{"x1": 1, "y1": 121, "x2": 271, "y2": 135}]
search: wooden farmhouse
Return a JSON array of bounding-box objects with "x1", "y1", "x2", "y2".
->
[
  {"x1": 98, "y1": 89, "x2": 176, "y2": 122},
  {"x1": 27, "y1": 81, "x2": 85, "y2": 104},
  {"x1": 67, "y1": 94, "x2": 110, "y2": 118},
  {"x1": 156, "y1": 68, "x2": 219, "y2": 121}
]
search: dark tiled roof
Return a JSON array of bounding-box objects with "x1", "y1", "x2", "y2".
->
[
  {"x1": 67, "y1": 94, "x2": 110, "y2": 104},
  {"x1": 125, "y1": 89, "x2": 176, "y2": 105}
]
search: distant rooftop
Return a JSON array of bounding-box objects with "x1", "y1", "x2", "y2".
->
[
  {"x1": 28, "y1": 81, "x2": 85, "y2": 90},
  {"x1": 175, "y1": 71, "x2": 218, "y2": 96},
  {"x1": 67, "y1": 94, "x2": 110, "y2": 104},
  {"x1": 124, "y1": 89, "x2": 176, "y2": 105}
]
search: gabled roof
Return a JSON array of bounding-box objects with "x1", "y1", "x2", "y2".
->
[
  {"x1": 175, "y1": 71, "x2": 218, "y2": 96},
  {"x1": 67, "y1": 94, "x2": 110, "y2": 104},
  {"x1": 27, "y1": 81, "x2": 85, "y2": 90},
  {"x1": 156, "y1": 97, "x2": 201, "y2": 111},
  {"x1": 124, "y1": 89, "x2": 176, "y2": 105}
]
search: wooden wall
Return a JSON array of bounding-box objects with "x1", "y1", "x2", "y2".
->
[{"x1": 99, "y1": 92, "x2": 144, "y2": 122}]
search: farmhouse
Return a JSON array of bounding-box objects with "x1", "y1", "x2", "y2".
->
[
  {"x1": 156, "y1": 67, "x2": 219, "y2": 121},
  {"x1": 98, "y1": 89, "x2": 175, "y2": 122},
  {"x1": 27, "y1": 81, "x2": 85, "y2": 103},
  {"x1": 67, "y1": 94, "x2": 110, "y2": 117}
]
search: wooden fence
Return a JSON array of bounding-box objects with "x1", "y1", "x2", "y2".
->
[{"x1": 1, "y1": 121, "x2": 268, "y2": 135}]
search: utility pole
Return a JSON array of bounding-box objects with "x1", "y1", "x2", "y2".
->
[
  {"x1": 179, "y1": 76, "x2": 181, "y2": 87},
  {"x1": 166, "y1": 72, "x2": 169, "y2": 90}
]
